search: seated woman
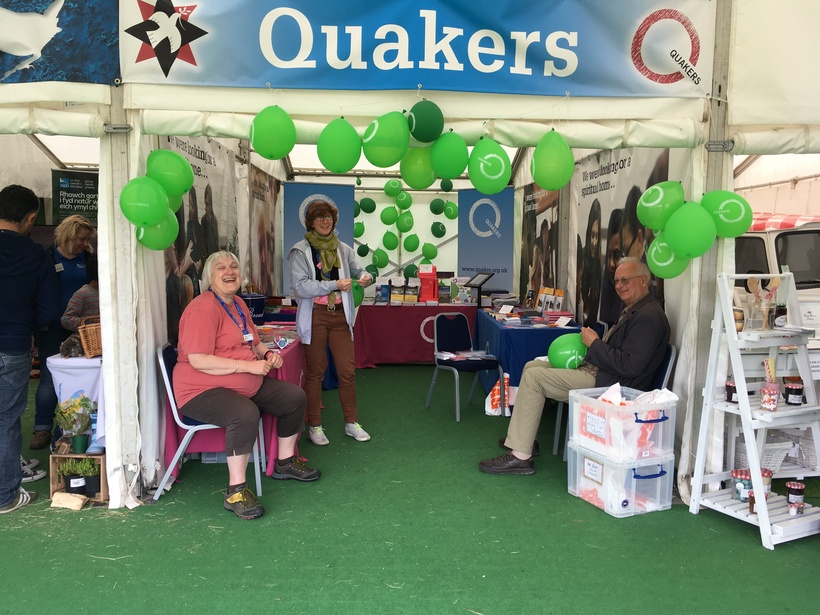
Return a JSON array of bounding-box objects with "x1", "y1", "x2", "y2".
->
[{"x1": 173, "y1": 251, "x2": 320, "y2": 520}]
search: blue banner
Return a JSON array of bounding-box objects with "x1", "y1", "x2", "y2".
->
[
  {"x1": 282, "y1": 182, "x2": 355, "y2": 296},
  {"x1": 0, "y1": 0, "x2": 118, "y2": 84},
  {"x1": 119, "y1": 1, "x2": 715, "y2": 98},
  {"x1": 457, "y1": 187, "x2": 513, "y2": 293}
]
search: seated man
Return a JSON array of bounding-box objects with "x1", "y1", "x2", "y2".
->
[{"x1": 479, "y1": 257, "x2": 670, "y2": 475}]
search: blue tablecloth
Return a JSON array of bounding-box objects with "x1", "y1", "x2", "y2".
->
[{"x1": 475, "y1": 310, "x2": 581, "y2": 391}]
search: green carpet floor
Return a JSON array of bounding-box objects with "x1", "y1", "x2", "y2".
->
[{"x1": 2, "y1": 366, "x2": 819, "y2": 614}]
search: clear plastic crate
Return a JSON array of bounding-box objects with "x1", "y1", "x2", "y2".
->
[
  {"x1": 567, "y1": 441, "x2": 675, "y2": 518},
  {"x1": 568, "y1": 386, "x2": 676, "y2": 461}
]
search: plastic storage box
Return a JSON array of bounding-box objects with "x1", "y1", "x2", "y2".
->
[
  {"x1": 568, "y1": 386, "x2": 676, "y2": 461},
  {"x1": 567, "y1": 441, "x2": 674, "y2": 518}
]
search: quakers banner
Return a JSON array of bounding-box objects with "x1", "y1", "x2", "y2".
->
[
  {"x1": 457, "y1": 187, "x2": 513, "y2": 294},
  {"x1": 282, "y1": 183, "x2": 355, "y2": 296},
  {"x1": 118, "y1": 0, "x2": 715, "y2": 98}
]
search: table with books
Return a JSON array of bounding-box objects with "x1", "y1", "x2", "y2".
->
[
  {"x1": 354, "y1": 303, "x2": 478, "y2": 367},
  {"x1": 475, "y1": 309, "x2": 581, "y2": 392}
]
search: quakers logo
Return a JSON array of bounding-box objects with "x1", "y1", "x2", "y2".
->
[
  {"x1": 469, "y1": 198, "x2": 501, "y2": 239},
  {"x1": 125, "y1": 0, "x2": 207, "y2": 77},
  {"x1": 631, "y1": 9, "x2": 701, "y2": 86}
]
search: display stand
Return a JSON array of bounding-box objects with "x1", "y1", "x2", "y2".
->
[
  {"x1": 689, "y1": 272, "x2": 820, "y2": 549},
  {"x1": 464, "y1": 271, "x2": 494, "y2": 306}
]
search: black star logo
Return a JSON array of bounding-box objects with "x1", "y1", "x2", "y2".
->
[{"x1": 125, "y1": 0, "x2": 207, "y2": 77}]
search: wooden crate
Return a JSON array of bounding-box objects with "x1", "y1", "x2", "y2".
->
[{"x1": 49, "y1": 453, "x2": 108, "y2": 503}]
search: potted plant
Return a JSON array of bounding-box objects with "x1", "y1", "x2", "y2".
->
[
  {"x1": 55, "y1": 395, "x2": 95, "y2": 453},
  {"x1": 75, "y1": 457, "x2": 101, "y2": 498},
  {"x1": 56, "y1": 458, "x2": 87, "y2": 495}
]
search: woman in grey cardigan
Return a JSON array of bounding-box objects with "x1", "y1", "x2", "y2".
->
[{"x1": 288, "y1": 200, "x2": 373, "y2": 445}]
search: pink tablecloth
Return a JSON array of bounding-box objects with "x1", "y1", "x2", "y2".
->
[{"x1": 162, "y1": 340, "x2": 306, "y2": 479}]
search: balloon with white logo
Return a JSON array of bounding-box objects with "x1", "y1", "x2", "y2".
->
[
  {"x1": 647, "y1": 231, "x2": 690, "y2": 279},
  {"x1": 638, "y1": 181, "x2": 685, "y2": 231},
  {"x1": 363, "y1": 111, "x2": 409, "y2": 168},
  {"x1": 700, "y1": 190, "x2": 753, "y2": 238},
  {"x1": 468, "y1": 137, "x2": 511, "y2": 195}
]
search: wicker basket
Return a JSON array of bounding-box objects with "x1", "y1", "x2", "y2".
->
[
  {"x1": 77, "y1": 317, "x2": 102, "y2": 359},
  {"x1": 734, "y1": 438, "x2": 792, "y2": 474}
]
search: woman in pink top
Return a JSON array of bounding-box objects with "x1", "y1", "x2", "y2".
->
[{"x1": 174, "y1": 251, "x2": 320, "y2": 520}]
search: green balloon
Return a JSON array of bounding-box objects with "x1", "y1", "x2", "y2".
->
[
  {"x1": 372, "y1": 248, "x2": 389, "y2": 268},
  {"x1": 146, "y1": 150, "x2": 194, "y2": 197},
  {"x1": 531, "y1": 129, "x2": 574, "y2": 190},
  {"x1": 382, "y1": 231, "x2": 399, "y2": 251},
  {"x1": 365, "y1": 264, "x2": 380, "y2": 279},
  {"x1": 638, "y1": 181, "x2": 685, "y2": 231},
  {"x1": 351, "y1": 281, "x2": 364, "y2": 307},
  {"x1": 403, "y1": 234, "x2": 420, "y2": 252},
  {"x1": 119, "y1": 176, "x2": 169, "y2": 227},
  {"x1": 468, "y1": 137, "x2": 511, "y2": 194},
  {"x1": 429, "y1": 198, "x2": 445, "y2": 215},
  {"x1": 384, "y1": 179, "x2": 402, "y2": 197},
  {"x1": 700, "y1": 190, "x2": 753, "y2": 238},
  {"x1": 419, "y1": 257, "x2": 432, "y2": 265},
  {"x1": 408, "y1": 100, "x2": 444, "y2": 143},
  {"x1": 431, "y1": 221, "x2": 446, "y2": 238},
  {"x1": 403, "y1": 263, "x2": 419, "y2": 278},
  {"x1": 444, "y1": 201, "x2": 458, "y2": 220},
  {"x1": 396, "y1": 211, "x2": 414, "y2": 233},
  {"x1": 395, "y1": 191, "x2": 413, "y2": 210},
  {"x1": 317, "y1": 117, "x2": 361, "y2": 173},
  {"x1": 430, "y1": 131, "x2": 468, "y2": 179},
  {"x1": 354, "y1": 221, "x2": 365, "y2": 238},
  {"x1": 440, "y1": 178, "x2": 453, "y2": 192},
  {"x1": 400, "y1": 147, "x2": 436, "y2": 190},
  {"x1": 168, "y1": 193, "x2": 183, "y2": 214},
  {"x1": 422, "y1": 243, "x2": 438, "y2": 260},
  {"x1": 354, "y1": 201, "x2": 361, "y2": 217},
  {"x1": 359, "y1": 197, "x2": 377, "y2": 214},
  {"x1": 665, "y1": 201, "x2": 717, "y2": 259},
  {"x1": 380, "y1": 206, "x2": 399, "y2": 225},
  {"x1": 647, "y1": 232, "x2": 690, "y2": 279},
  {"x1": 249, "y1": 105, "x2": 296, "y2": 160},
  {"x1": 362, "y1": 111, "x2": 409, "y2": 167},
  {"x1": 547, "y1": 333, "x2": 587, "y2": 369},
  {"x1": 357, "y1": 243, "x2": 370, "y2": 257},
  {"x1": 135, "y1": 209, "x2": 179, "y2": 251}
]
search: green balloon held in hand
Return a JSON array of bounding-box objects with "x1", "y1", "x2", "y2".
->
[
  {"x1": 422, "y1": 243, "x2": 438, "y2": 260},
  {"x1": 351, "y1": 281, "x2": 364, "y2": 307},
  {"x1": 359, "y1": 197, "x2": 377, "y2": 214},
  {"x1": 403, "y1": 234, "x2": 420, "y2": 252},
  {"x1": 547, "y1": 333, "x2": 587, "y2": 369},
  {"x1": 119, "y1": 176, "x2": 169, "y2": 227},
  {"x1": 431, "y1": 221, "x2": 446, "y2": 238},
  {"x1": 382, "y1": 231, "x2": 399, "y2": 251},
  {"x1": 135, "y1": 209, "x2": 179, "y2": 251}
]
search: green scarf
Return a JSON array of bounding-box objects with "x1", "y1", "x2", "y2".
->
[{"x1": 305, "y1": 230, "x2": 341, "y2": 307}]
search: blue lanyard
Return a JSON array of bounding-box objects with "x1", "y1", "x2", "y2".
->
[{"x1": 211, "y1": 290, "x2": 251, "y2": 344}]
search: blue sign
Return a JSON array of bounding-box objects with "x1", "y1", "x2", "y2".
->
[{"x1": 457, "y1": 187, "x2": 513, "y2": 293}]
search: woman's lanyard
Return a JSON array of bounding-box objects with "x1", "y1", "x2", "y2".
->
[{"x1": 211, "y1": 290, "x2": 254, "y2": 345}]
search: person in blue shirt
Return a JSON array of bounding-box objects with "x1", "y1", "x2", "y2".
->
[{"x1": 0, "y1": 185, "x2": 59, "y2": 513}]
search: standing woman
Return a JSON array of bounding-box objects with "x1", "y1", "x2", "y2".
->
[
  {"x1": 30, "y1": 215, "x2": 96, "y2": 450},
  {"x1": 289, "y1": 200, "x2": 372, "y2": 446},
  {"x1": 580, "y1": 199, "x2": 602, "y2": 328}
]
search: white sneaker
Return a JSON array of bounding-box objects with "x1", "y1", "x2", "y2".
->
[
  {"x1": 20, "y1": 455, "x2": 39, "y2": 470},
  {"x1": 307, "y1": 425, "x2": 330, "y2": 446},
  {"x1": 345, "y1": 422, "x2": 371, "y2": 442},
  {"x1": 21, "y1": 466, "x2": 46, "y2": 483},
  {"x1": 0, "y1": 488, "x2": 37, "y2": 514}
]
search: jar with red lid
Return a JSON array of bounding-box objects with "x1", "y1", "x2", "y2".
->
[
  {"x1": 731, "y1": 469, "x2": 752, "y2": 501},
  {"x1": 786, "y1": 481, "x2": 805, "y2": 504},
  {"x1": 760, "y1": 468, "x2": 773, "y2": 495}
]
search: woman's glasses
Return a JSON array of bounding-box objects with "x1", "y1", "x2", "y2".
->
[{"x1": 315, "y1": 214, "x2": 334, "y2": 222}]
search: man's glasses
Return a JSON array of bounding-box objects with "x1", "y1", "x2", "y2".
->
[{"x1": 613, "y1": 274, "x2": 643, "y2": 286}]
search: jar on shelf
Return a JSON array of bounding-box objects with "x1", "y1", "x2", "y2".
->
[
  {"x1": 731, "y1": 469, "x2": 752, "y2": 501},
  {"x1": 786, "y1": 481, "x2": 805, "y2": 505},
  {"x1": 725, "y1": 380, "x2": 738, "y2": 403},
  {"x1": 784, "y1": 381, "x2": 804, "y2": 406},
  {"x1": 761, "y1": 468, "x2": 773, "y2": 496}
]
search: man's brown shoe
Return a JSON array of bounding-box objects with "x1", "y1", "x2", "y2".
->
[
  {"x1": 479, "y1": 452, "x2": 535, "y2": 475},
  {"x1": 29, "y1": 430, "x2": 51, "y2": 450}
]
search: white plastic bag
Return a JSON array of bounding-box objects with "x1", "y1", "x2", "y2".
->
[{"x1": 485, "y1": 373, "x2": 517, "y2": 417}]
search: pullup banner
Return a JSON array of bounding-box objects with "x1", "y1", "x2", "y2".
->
[{"x1": 118, "y1": 0, "x2": 715, "y2": 98}]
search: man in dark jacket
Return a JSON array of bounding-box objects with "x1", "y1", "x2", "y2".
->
[
  {"x1": 480, "y1": 257, "x2": 670, "y2": 475},
  {"x1": 0, "y1": 185, "x2": 59, "y2": 513}
]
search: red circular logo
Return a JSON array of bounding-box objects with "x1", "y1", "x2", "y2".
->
[{"x1": 631, "y1": 9, "x2": 700, "y2": 84}]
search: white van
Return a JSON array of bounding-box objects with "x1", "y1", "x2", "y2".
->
[{"x1": 735, "y1": 213, "x2": 820, "y2": 345}]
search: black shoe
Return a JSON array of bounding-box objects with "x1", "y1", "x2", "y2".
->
[
  {"x1": 479, "y1": 452, "x2": 535, "y2": 475},
  {"x1": 497, "y1": 437, "x2": 540, "y2": 457},
  {"x1": 223, "y1": 487, "x2": 265, "y2": 520},
  {"x1": 29, "y1": 430, "x2": 52, "y2": 450},
  {"x1": 273, "y1": 456, "x2": 321, "y2": 482}
]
